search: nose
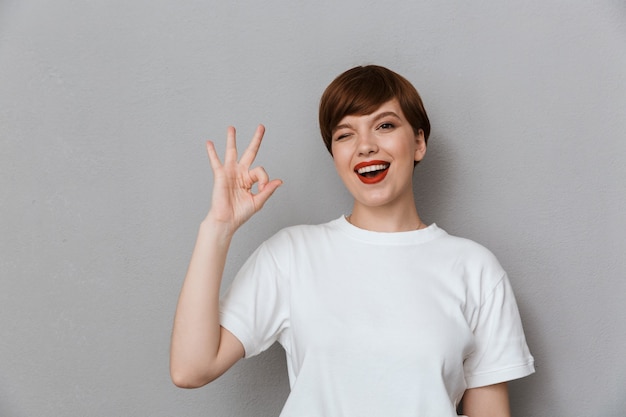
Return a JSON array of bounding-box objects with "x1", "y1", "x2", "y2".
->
[{"x1": 356, "y1": 131, "x2": 378, "y2": 156}]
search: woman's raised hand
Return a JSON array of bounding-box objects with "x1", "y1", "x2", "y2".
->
[
  {"x1": 204, "y1": 125, "x2": 282, "y2": 232},
  {"x1": 172, "y1": 125, "x2": 278, "y2": 386}
]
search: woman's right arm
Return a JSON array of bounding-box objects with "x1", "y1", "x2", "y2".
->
[{"x1": 170, "y1": 125, "x2": 282, "y2": 388}]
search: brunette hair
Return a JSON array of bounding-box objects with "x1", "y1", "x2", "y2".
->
[{"x1": 318, "y1": 65, "x2": 430, "y2": 155}]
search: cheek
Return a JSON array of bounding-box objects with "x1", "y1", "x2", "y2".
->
[
  {"x1": 331, "y1": 153, "x2": 342, "y2": 174},
  {"x1": 331, "y1": 146, "x2": 350, "y2": 167},
  {"x1": 333, "y1": 159, "x2": 349, "y2": 179}
]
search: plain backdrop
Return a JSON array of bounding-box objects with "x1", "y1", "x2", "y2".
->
[{"x1": 1, "y1": 1, "x2": 625, "y2": 416}]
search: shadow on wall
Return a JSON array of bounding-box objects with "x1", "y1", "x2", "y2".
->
[
  {"x1": 412, "y1": 131, "x2": 457, "y2": 227},
  {"x1": 412, "y1": 132, "x2": 548, "y2": 416}
]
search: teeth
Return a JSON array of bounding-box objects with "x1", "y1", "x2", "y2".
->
[{"x1": 357, "y1": 164, "x2": 389, "y2": 174}]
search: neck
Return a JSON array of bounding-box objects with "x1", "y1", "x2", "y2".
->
[{"x1": 348, "y1": 201, "x2": 424, "y2": 232}]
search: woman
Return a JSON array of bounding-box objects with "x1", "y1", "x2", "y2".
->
[{"x1": 170, "y1": 65, "x2": 535, "y2": 416}]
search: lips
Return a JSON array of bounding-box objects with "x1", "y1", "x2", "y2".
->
[{"x1": 354, "y1": 160, "x2": 390, "y2": 184}]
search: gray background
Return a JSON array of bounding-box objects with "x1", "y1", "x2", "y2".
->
[{"x1": 1, "y1": 1, "x2": 625, "y2": 416}]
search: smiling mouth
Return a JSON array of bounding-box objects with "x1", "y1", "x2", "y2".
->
[{"x1": 354, "y1": 161, "x2": 390, "y2": 184}]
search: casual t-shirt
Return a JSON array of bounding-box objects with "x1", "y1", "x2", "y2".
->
[{"x1": 220, "y1": 216, "x2": 535, "y2": 416}]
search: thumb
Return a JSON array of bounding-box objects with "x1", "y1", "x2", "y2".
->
[{"x1": 253, "y1": 179, "x2": 283, "y2": 210}]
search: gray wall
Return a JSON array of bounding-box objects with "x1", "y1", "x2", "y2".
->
[{"x1": 1, "y1": 1, "x2": 625, "y2": 416}]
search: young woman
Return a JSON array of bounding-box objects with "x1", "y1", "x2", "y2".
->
[{"x1": 170, "y1": 65, "x2": 535, "y2": 417}]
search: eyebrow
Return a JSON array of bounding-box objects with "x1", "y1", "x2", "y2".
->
[
  {"x1": 372, "y1": 111, "x2": 401, "y2": 122},
  {"x1": 332, "y1": 111, "x2": 401, "y2": 133}
]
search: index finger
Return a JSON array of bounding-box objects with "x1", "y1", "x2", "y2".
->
[
  {"x1": 205, "y1": 140, "x2": 223, "y2": 170},
  {"x1": 239, "y1": 124, "x2": 265, "y2": 168}
]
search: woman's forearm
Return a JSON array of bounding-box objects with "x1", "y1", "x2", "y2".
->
[{"x1": 169, "y1": 218, "x2": 241, "y2": 387}]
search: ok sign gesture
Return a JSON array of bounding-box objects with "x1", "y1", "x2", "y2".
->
[{"x1": 205, "y1": 125, "x2": 282, "y2": 233}]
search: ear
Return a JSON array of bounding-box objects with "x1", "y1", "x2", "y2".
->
[{"x1": 414, "y1": 129, "x2": 427, "y2": 162}]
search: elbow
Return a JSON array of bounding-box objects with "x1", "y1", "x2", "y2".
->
[
  {"x1": 170, "y1": 363, "x2": 218, "y2": 389},
  {"x1": 170, "y1": 373, "x2": 202, "y2": 389},
  {"x1": 171, "y1": 377, "x2": 205, "y2": 389}
]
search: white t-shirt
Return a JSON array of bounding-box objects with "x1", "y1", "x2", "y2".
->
[{"x1": 220, "y1": 217, "x2": 535, "y2": 417}]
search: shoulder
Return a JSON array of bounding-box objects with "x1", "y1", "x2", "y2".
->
[
  {"x1": 430, "y1": 229, "x2": 507, "y2": 289},
  {"x1": 435, "y1": 229, "x2": 501, "y2": 265},
  {"x1": 264, "y1": 218, "x2": 342, "y2": 247},
  {"x1": 275, "y1": 222, "x2": 334, "y2": 237}
]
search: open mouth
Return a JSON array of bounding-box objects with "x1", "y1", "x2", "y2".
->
[{"x1": 354, "y1": 160, "x2": 390, "y2": 184}]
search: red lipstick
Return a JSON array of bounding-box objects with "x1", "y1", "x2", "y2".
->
[{"x1": 354, "y1": 160, "x2": 390, "y2": 184}]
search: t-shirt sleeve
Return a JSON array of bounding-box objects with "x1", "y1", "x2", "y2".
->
[
  {"x1": 463, "y1": 273, "x2": 535, "y2": 388},
  {"x1": 219, "y1": 241, "x2": 290, "y2": 358}
]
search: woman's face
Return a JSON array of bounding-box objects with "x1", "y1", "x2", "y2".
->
[{"x1": 330, "y1": 99, "x2": 426, "y2": 211}]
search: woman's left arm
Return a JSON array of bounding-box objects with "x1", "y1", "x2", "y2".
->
[{"x1": 461, "y1": 382, "x2": 511, "y2": 417}]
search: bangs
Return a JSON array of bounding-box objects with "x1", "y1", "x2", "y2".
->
[
  {"x1": 319, "y1": 65, "x2": 430, "y2": 155},
  {"x1": 330, "y1": 71, "x2": 395, "y2": 122},
  {"x1": 319, "y1": 67, "x2": 396, "y2": 146}
]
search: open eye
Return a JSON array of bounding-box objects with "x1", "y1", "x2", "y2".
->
[{"x1": 378, "y1": 122, "x2": 395, "y2": 130}]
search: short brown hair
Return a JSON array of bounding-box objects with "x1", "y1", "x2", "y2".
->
[{"x1": 318, "y1": 65, "x2": 430, "y2": 155}]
